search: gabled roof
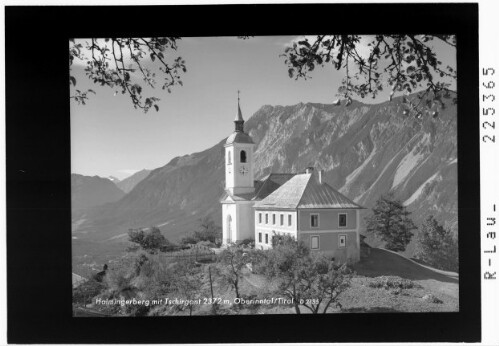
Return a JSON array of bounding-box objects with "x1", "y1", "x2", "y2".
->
[
  {"x1": 252, "y1": 173, "x2": 296, "y2": 201},
  {"x1": 254, "y1": 173, "x2": 364, "y2": 210},
  {"x1": 298, "y1": 177, "x2": 364, "y2": 209},
  {"x1": 254, "y1": 174, "x2": 311, "y2": 209},
  {"x1": 220, "y1": 173, "x2": 295, "y2": 203}
]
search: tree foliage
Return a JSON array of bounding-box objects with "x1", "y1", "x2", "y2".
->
[
  {"x1": 365, "y1": 195, "x2": 417, "y2": 252},
  {"x1": 99, "y1": 250, "x2": 204, "y2": 316},
  {"x1": 70, "y1": 35, "x2": 454, "y2": 118},
  {"x1": 168, "y1": 261, "x2": 207, "y2": 316},
  {"x1": 128, "y1": 226, "x2": 171, "y2": 252},
  {"x1": 283, "y1": 35, "x2": 456, "y2": 117},
  {"x1": 217, "y1": 245, "x2": 250, "y2": 299},
  {"x1": 181, "y1": 216, "x2": 222, "y2": 246},
  {"x1": 264, "y1": 234, "x2": 310, "y2": 277},
  {"x1": 72, "y1": 278, "x2": 106, "y2": 306},
  {"x1": 97, "y1": 250, "x2": 156, "y2": 316},
  {"x1": 262, "y1": 235, "x2": 353, "y2": 314},
  {"x1": 194, "y1": 216, "x2": 222, "y2": 244},
  {"x1": 414, "y1": 215, "x2": 458, "y2": 272},
  {"x1": 69, "y1": 37, "x2": 186, "y2": 112}
]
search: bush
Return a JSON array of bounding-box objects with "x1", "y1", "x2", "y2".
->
[
  {"x1": 73, "y1": 279, "x2": 106, "y2": 305},
  {"x1": 128, "y1": 227, "x2": 169, "y2": 252},
  {"x1": 180, "y1": 216, "x2": 223, "y2": 247},
  {"x1": 247, "y1": 249, "x2": 269, "y2": 275},
  {"x1": 180, "y1": 235, "x2": 198, "y2": 246},
  {"x1": 239, "y1": 238, "x2": 254, "y2": 248},
  {"x1": 196, "y1": 240, "x2": 217, "y2": 248},
  {"x1": 368, "y1": 276, "x2": 417, "y2": 289},
  {"x1": 422, "y1": 294, "x2": 443, "y2": 304}
]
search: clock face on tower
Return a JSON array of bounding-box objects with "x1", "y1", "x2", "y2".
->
[{"x1": 239, "y1": 166, "x2": 248, "y2": 176}]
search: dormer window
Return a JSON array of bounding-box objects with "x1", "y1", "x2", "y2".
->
[{"x1": 240, "y1": 150, "x2": 247, "y2": 163}]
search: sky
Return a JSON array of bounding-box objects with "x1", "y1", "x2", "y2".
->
[{"x1": 70, "y1": 36, "x2": 456, "y2": 180}]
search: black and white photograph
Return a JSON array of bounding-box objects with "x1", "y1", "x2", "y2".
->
[
  {"x1": 70, "y1": 34, "x2": 459, "y2": 316},
  {"x1": 6, "y1": 3, "x2": 485, "y2": 343}
]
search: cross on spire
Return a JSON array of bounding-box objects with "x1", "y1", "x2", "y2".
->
[{"x1": 234, "y1": 89, "x2": 244, "y2": 131}]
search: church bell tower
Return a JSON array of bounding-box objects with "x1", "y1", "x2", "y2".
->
[{"x1": 224, "y1": 92, "x2": 255, "y2": 195}]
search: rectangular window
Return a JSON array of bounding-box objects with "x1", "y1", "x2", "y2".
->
[
  {"x1": 339, "y1": 234, "x2": 347, "y2": 248},
  {"x1": 288, "y1": 214, "x2": 292, "y2": 226},
  {"x1": 280, "y1": 214, "x2": 284, "y2": 226},
  {"x1": 259, "y1": 213, "x2": 262, "y2": 224},
  {"x1": 265, "y1": 214, "x2": 268, "y2": 224},
  {"x1": 258, "y1": 232, "x2": 262, "y2": 243},
  {"x1": 311, "y1": 235, "x2": 319, "y2": 249},
  {"x1": 339, "y1": 213, "x2": 347, "y2": 228},
  {"x1": 311, "y1": 214, "x2": 319, "y2": 228},
  {"x1": 272, "y1": 214, "x2": 276, "y2": 225},
  {"x1": 265, "y1": 233, "x2": 269, "y2": 244}
]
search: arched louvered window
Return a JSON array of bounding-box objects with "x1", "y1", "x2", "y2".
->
[{"x1": 240, "y1": 150, "x2": 247, "y2": 163}]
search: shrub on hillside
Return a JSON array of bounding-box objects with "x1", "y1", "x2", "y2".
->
[
  {"x1": 180, "y1": 235, "x2": 198, "y2": 246},
  {"x1": 128, "y1": 227, "x2": 171, "y2": 253},
  {"x1": 73, "y1": 279, "x2": 106, "y2": 306},
  {"x1": 100, "y1": 251, "x2": 179, "y2": 316},
  {"x1": 181, "y1": 216, "x2": 223, "y2": 246},
  {"x1": 368, "y1": 276, "x2": 417, "y2": 289}
]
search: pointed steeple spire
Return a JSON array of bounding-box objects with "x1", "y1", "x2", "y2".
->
[{"x1": 234, "y1": 90, "x2": 244, "y2": 132}]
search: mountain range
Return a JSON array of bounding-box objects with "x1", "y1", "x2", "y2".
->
[
  {"x1": 108, "y1": 176, "x2": 121, "y2": 184},
  {"x1": 71, "y1": 174, "x2": 125, "y2": 215},
  {"x1": 72, "y1": 92, "x2": 457, "y2": 266},
  {"x1": 116, "y1": 169, "x2": 151, "y2": 193}
]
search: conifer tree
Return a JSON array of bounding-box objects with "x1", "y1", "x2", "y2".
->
[
  {"x1": 415, "y1": 215, "x2": 458, "y2": 271},
  {"x1": 365, "y1": 195, "x2": 416, "y2": 252}
]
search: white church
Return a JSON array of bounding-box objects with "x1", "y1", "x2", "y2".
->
[{"x1": 220, "y1": 97, "x2": 364, "y2": 263}]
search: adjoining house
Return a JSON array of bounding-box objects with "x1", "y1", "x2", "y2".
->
[{"x1": 220, "y1": 97, "x2": 365, "y2": 263}]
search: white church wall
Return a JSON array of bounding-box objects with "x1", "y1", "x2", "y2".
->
[
  {"x1": 236, "y1": 202, "x2": 255, "y2": 241},
  {"x1": 222, "y1": 203, "x2": 237, "y2": 245}
]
